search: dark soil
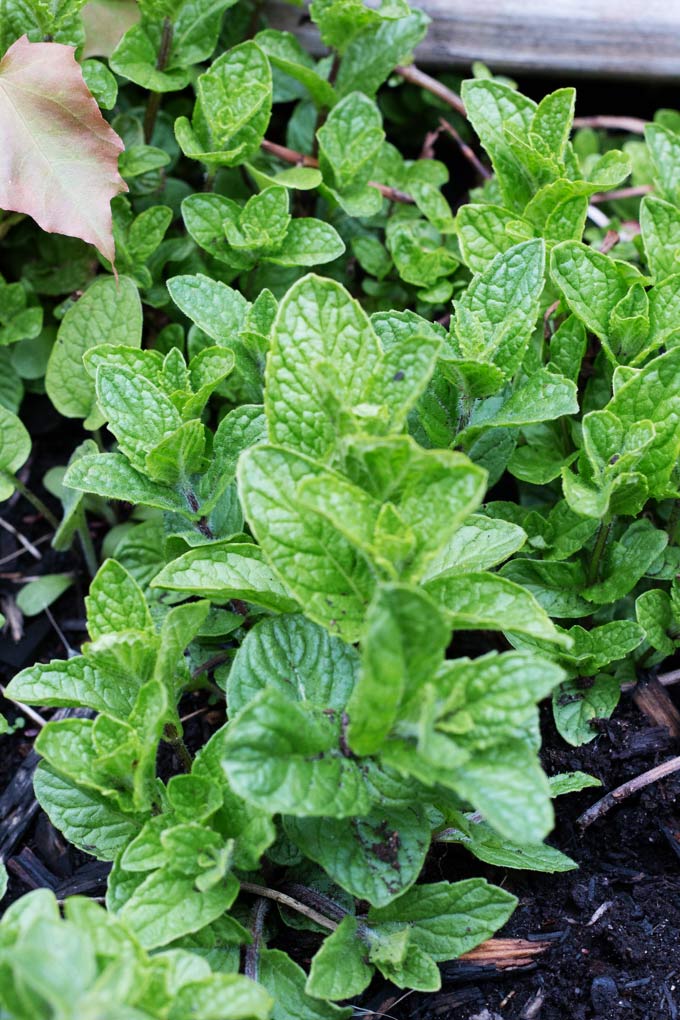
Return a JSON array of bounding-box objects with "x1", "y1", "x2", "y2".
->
[{"x1": 2, "y1": 408, "x2": 679, "y2": 1020}]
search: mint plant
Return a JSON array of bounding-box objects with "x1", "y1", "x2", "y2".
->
[{"x1": 2, "y1": 0, "x2": 680, "y2": 1013}]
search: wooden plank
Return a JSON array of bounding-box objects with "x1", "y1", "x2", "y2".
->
[{"x1": 265, "y1": 0, "x2": 680, "y2": 81}]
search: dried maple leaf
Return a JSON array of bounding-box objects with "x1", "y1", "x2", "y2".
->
[{"x1": 0, "y1": 35, "x2": 126, "y2": 263}]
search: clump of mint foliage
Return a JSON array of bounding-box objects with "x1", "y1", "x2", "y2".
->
[{"x1": 1, "y1": 0, "x2": 680, "y2": 1013}]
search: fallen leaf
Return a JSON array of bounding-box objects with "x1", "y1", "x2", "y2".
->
[{"x1": 0, "y1": 35, "x2": 126, "y2": 262}]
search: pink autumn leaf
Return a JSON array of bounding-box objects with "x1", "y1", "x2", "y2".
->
[{"x1": 0, "y1": 35, "x2": 127, "y2": 264}]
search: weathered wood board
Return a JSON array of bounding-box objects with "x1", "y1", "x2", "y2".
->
[{"x1": 266, "y1": 0, "x2": 680, "y2": 80}]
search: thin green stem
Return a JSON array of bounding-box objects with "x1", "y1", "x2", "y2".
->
[
  {"x1": 667, "y1": 499, "x2": 680, "y2": 546},
  {"x1": 78, "y1": 522, "x2": 98, "y2": 579},
  {"x1": 164, "y1": 723, "x2": 193, "y2": 772},
  {"x1": 6, "y1": 472, "x2": 60, "y2": 530},
  {"x1": 587, "y1": 518, "x2": 613, "y2": 586},
  {"x1": 143, "y1": 17, "x2": 173, "y2": 144}
]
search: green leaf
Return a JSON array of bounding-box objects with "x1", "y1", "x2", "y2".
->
[
  {"x1": 500, "y1": 558, "x2": 592, "y2": 618},
  {"x1": 16, "y1": 573, "x2": 73, "y2": 616},
  {"x1": 116, "y1": 867, "x2": 239, "y2": 950},
  {"x1": 0, "y1": 405, "x2": 30, "y2": 500},
  {"x1": 347, "y1": 584, "x2": 448, "y2": 755},
  {"x1": 441, "y1": 816, "x2": 576, "y2": 873},
  {"x1": 86, "y1": 559, "x2": 153, "y2": 640},
  {"x1": 265, "y1": 218, "x2": 345, "y2": 267},
  {"x1": 238, "y1": 445, "x2": 375, "y2": 641},
  {"x1": 110, "y1": 25, "x2": 191, "y2": 91},
  {"x1": 259, "y1": 947, "x2": 352, "y2": 1020},
  {"x1": 256, "y1": 28, "x2": 335, "y2": 109},
  {"x1": 285, "y1": 804, "x2": 430, "y2": 907},
  {"x1": 641, "y1": 196, "x2": 680, "y2": 284},
  {"x1": 169, "y1": 973, "x2": 273, "y2": 1020},
  {"x1": 456, "y1": 203, "x2": 518, "y2": 273},
  {"x1": 317, "y1": 91, "x2": 384, "y2": 206},
  {"x1": 223, "y1": 689, "x2": 373, "y2": 817},
  {"x1": 450, "y1": 739, "x2": 554, "y2": 843},
  {"x1": 452, "y1": 240, "x2": 545, "y2": 380},
  {"x1": 434, "y1": 650, "x2": 564, "y2": 750},
  {"x1": 459, "y1": 369, "x2": 578, "y2": 444},
  {"x1": 45, "y1": 277, "x2": 142, "y2": 423},
  {"x1": 167, "y1": 272, "x2": 249, "y2": 341},
  {"x1": 368, "y1": 878, "x2": 516, "y2": 961},
  {"x1": 646, "y1": 122, "x2": 680, "y2": 205},
  {"x1": 6, "y1": 652, "x2": 140, "y2": 719},
  {"x1": 197, "y1": 41, "x2": 272, "y2": 165},
  {"x1": 425, "y1": 571, "x2": 568, "y2": 644},
  {"x1": 461, "y1": 79, "x2": 537, "y2": 210},
  {"x1": 33, "y1": 763, "x2": 141, "y2": 861},
  {"x1": 422, "y1": 515, "x2": 526, "y2": 580},
  {"x1": 96, "y1": 364, "x2": 182, "y2": 472},
  {"x1": 227, "y1": 613, "x2": 358, "y2": 716},
  {"x1": 64, "y1": 452, "x2": 188, "y2": 513},
  {"x1": 334, "y1": 6, "x2": 429, "y2": 98},
  {"x1": 266, "y1": 273, "x2": 382, "y2": 460},
  {"x1": 306, "y1": 916, "x2": 373, "y2": 1001},
  {"x1": 152, "y1": 541, "x2": 299, "y2": 613},
  {"x1": 553, "y1": 674, "x2": 620, "y2": 746},
  {"x1": 585, "y1": 519, "x2": 668, "y2": 604}
]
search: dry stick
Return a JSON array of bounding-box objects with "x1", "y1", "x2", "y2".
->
[
  {"x1": 0, "y1": 516, "x2": 42, "y2": 561},
  {"x1": 438, "y1": 117, "x2": 491, "y2": 180},
  {"x1": 0, "y1": 683, "x2": 46, "y2": 729},
  {"x1": 577, "y1": 755, "x2": 680, "y2": 831},
  {"x1": 395, "y1": 64, "x2": 466, "y2": 117},
  {"x1": 590, "y1": 185, "x2": 653, "y2": 204},
  {"x1": 260, "y1": 139, "x2": 414, "y2": 204},
  {"x1": 621, "y1": 667, "x2": 680, "y2": 693},
  {"x1": 572, "y1": 115, "x2": 648, "y2": 134},
  {"x1": 239, "y1": 881, "x2": 339, "y2": 932}
]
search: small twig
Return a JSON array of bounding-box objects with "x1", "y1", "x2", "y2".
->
[
  {"x1": 191, "y1": 651, "x2": 231, "y2": 680},
  {"x1": 590, "y1": 185, "x2": 653, "y2": 204},
  {"x1": 0, "y1": 683, "x2": 47, "y2": 729},
  {"x1": 577, "y1": 755, "x2": 680, "y2": 830},
  {"x1": 599, "y1": 229, "x2": 620, "y2": 254},
  {"x1": 587, "y1": 204, "x2": 610, "y2": 228},
  {"x1": 586, "y1": 901, "x2": 613, "y2": 926},
  {"x1": 260, "y1": 139, "x2": 414, "y2": 204},
  {"x1": 244, "y1": 897, "x2": 269, "y2": 982},
  {"x1": 439, "y1": 117, "x2": 490, "y2": 179},
  {"x1": 395, "y1": 64, "x2": 466, "y2": 117},
  {"x1": 163, "y1": 723, "x2": 192, "y2": 772},
  {"x1": 44, "y1": 606, "x2": 78, "y2": 658},
  {"x1": 0, "y1": 517, "x2": 42, "y2": 560},
  {"x1": 239, "y1": 881, "x2": 339, "y2": 932},
  {"x1": 622, "y1": 667, "x2": 680, "y2": 693},
  {"x1": 0, "y1": 534, "x2": 50, "y2": 568},
  {"x1": 572, "y1": 115, "x2": 647, "y2": 134}
]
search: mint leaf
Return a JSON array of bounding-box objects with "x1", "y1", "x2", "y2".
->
[
  {"x1": 223, "y1": 689, "x2": 374, "y2": 817},
  {"x1": 227, "y1": 613, "x2": 358, "y2": 715},
  {"x1": 285, "y1": 803, "x2": 430, "y2": 907}
]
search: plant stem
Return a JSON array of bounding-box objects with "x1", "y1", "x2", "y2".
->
[
  {"x1": 163, "y1": 723, "x2": 193, "y2": 772},
  {"x1": 78, "y1": 522, "x2": 98, "y2": 579},
  {"x1": 143, "y1": 17, "x2": 173, "y2": 144},
  {"x1": 667, "y1": 499, "x2": 680, "y2": 545},
  {"x1": 587, "y1": 519, "x2": 612, "y2": 586},
  {"x1": 244, "y1": 897, "x2": 269, "y2": 982},
  {"x1": 239, "y1": 881, "x2": 339, "y2": 932},
  {"x1": 260, "y1": 139, "x2": 414, "y2": 204},
  {"x1": 6, "y1": 472, "x2": 60, "y2": 530},
  {"x1": 395, "y1": 64, "x2": 466, "y2": 117}
]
